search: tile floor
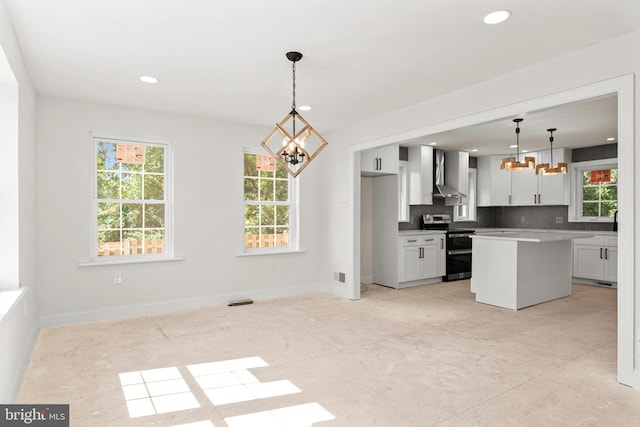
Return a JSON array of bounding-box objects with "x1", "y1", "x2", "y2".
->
[{"x1": 15, "y1": 281, "x2": 640, "y2": 426}]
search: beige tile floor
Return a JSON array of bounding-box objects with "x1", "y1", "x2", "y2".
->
[{"x1": 16, "y1": 281, "x2": 640, "y2": 426}]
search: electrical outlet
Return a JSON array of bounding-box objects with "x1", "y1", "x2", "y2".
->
[
  {"x1": 270, "y1": 263, "x2": 277, "y2": 271},
  {"x1": 556, "y1": 216, "x2": 564, "y2": 224},
  {"x1": 113, "y1": 273, "x2": 122, "y2": 284},
  {"x1": 520, "y1": 216, "x2": 526, "y2": 224}
]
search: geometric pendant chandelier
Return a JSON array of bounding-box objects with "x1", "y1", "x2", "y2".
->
[
  {"x1": 500, "y1": 118, "x2": 535, "y2": 171},
  {"x1": 536, "y1": 128, "x2": 568, "y2": 175},
  {"x1": 261, "y1": 51, "x2": 328, "y2": 178}
]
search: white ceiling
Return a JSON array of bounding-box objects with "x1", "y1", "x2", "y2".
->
[{"x1": 4, "y1": 1, "x2": 639, "y2": 152}]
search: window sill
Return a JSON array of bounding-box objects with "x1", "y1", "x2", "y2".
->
[
  {"x1": 78, "y1": 256, "x2": 185, "y2": 267},
  {"x1": 236, "y1": 249, "x2": 307, "y2": 257}
]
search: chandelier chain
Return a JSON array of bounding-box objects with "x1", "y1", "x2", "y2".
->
[{"x1": 291, "y1": 61, "x2": 297, "y2": 111}]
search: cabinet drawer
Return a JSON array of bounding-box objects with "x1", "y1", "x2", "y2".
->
[
  {"x1": 604, "y1": 236, "x2": 618, "y2": 247},
  {"x1": 401, "y1": 235, "x2": 438, "y2": 247},
  {"x1": 574, "y1": 236, "x2": 605, "y2": 247}
]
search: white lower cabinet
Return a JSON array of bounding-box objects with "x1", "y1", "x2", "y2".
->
[
  {"x1": 398, "y1": 233, "x2": 445, "y2": 285},
  {"x1": 573, "y1": 235, "x2": 617, "y2": 284}
]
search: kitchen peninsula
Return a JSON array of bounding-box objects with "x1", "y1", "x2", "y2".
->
[{"x1": 470, "y1": 231, "x2": 593, "y2": 310}]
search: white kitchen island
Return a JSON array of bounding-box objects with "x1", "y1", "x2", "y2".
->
[{"x1": 470, "y1": 231, "x2": 593, "y2": 310}]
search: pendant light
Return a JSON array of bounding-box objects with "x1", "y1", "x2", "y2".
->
[
  {"x1": 261, "y1": 51, "x2": 328, "y2": 178},
  {"x1": 500, "y1": 118, "x2": 535, "y2": 171},
  {"x1": 536, "y1": 128, "x2": 568, "y2": 175}
]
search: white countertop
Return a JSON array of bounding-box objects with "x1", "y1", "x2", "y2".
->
[
  {"x1": 398, "y1": 230, "x2": 446, "y2": 236},
  {"x1": 471, "y1": 231, "x2": 594, "y2": 242}
]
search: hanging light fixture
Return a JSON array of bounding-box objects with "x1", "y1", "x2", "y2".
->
[
  {"x1": 536, "y1": 128, "x2": 568, "y2": 175},
  {"x1": 261, "y1": 51, "x2": 328, "y2": 178},
  {"x1": 500, "y1": 118, "x2": 535, "y2": 171}
]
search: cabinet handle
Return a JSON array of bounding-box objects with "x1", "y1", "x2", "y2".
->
[
  {"x1": 424, "y1": 238, "x2": 434, "y2": 242},
  {"x1": 508, "y1": 195, "x2": 512, "y2": 205},
  {"x1": 538, "y1": 194, "x2": 541, "y2": 204},
  {"x1": 534, "y1": 194, "x2": 536, "y2": 204},
  {"x1": 419, "y1": 247, "x2": 423, "y2": 258},
  {"x1": 600, "y1": 248, "x2": 603, "y2": 259},
  {"x1": 605, "y1": 248, "x2": 608, "y2": 260},
  {"x1": 441, "y1": 238, "x2": 444, "y2": 249},
  {"x1": 378, "y1": 158, "x2": 382, "y2": 170},
  {"x1": 407, "y1": 239, "x2": 417, "y2": 242}
]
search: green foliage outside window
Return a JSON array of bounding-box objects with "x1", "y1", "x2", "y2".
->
[
  {"x1": 95, "y1": 140, "x2": 166, "y2": 256},
  {"x1": 582, "y1": 168, "x2": 617, "y2": 218},
  {"x1": 244, "y1": 153, "x2": 291, "y2": 248}
]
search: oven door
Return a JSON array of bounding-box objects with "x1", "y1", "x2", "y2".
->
[{"x1": 445, "y1": 233, "x2": 473, "y2": 281}]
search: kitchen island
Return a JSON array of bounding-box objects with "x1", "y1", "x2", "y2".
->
[{"x1": 470, "y1": 231, "x2": 593, "y2": 310}]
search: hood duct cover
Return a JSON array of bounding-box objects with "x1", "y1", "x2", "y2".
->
[{"x1": 434, "y1": 149, "x2": 468, "y2": 199}]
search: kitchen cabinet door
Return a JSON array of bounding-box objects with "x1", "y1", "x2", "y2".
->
[
  {"x1": 361, "y1": 145, "x2": 399, "y2": 175},
  {"x1": 537, "y1": 148, "x2": 570, "y2": 205},
  {"x1": 436, "y1": 235, "x2": 446, "y2": 276},
  {"x1": 573, "y1": 244, "x2": 604, "y2": 280},
  {"x1": 477, "y1": 155, "x2": 511, "y2": 206},
  {"x1": 408, "y1": 145, "x2": 434, "y2": 205},
  {"x1": 603, "y1": 246, "x2": 618, "y2": 282},
  {"x1": 510, "y1": 153, "x2": 538, "y2": 205},
  {"x1": 400, "y1": 245, "x2": 423, "y2": 282}
]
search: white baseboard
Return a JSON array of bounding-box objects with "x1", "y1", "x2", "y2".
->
[{"x1": 38, "y1": 282, "x2": 325, "y2": 328}]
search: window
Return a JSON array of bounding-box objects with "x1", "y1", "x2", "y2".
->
[
  {"x1": 243, "y1": 149, "x2": 297, "y2": 251},
  {"x1": 92, "y1": 134, "x2": 172, "y2": 259},
  {"x1": 570, "y1": 159, "x2": 617, "y2": 222},
  {"x1": 454, "y1": 168, "x2": 477, "y2": 222}
]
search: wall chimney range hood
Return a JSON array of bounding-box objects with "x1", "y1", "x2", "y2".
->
[{"x1": 433, "y1": 149, "x2": 469, "y2": 203}]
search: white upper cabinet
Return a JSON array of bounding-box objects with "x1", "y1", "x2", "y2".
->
[
  {"x1": 537, "y1": 148, "x2": 571, "y2": 205},
  {"x1": 361, "y1": 144, "x2": 399, "y2": 175},
  {"x1": 477, "y1": 148, "x2": 570, "y2": 206},
  {"x1": 408, "y1": 145, "x2": 434, "y2": 205}
]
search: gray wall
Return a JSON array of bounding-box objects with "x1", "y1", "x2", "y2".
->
[{"x1": 400, "y1": 144, "x2": 618, "y2": 232}]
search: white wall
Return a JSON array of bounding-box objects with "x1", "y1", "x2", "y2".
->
[
  {"x1": 0, "y1": 0, "x2": 39, "y2": 403},
  {"x1": 36, "y1": 97, "x2": 326, "y2": 324},
  {"x1": 323, "y1": 31, "x2": 640, "y2": 384},
  {"x1": 360, "y1": 177, "x2": 373, "y2": 284}
]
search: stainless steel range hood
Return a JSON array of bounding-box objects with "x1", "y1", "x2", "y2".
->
[{"x1": 433, "y1": 150, "x2": 469, "y2": 201}]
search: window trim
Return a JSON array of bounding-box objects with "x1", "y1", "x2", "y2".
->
[
  {"x1": 569, "y1": 158, "x2": 618, "y2": 223},
  {"x1": 242, "y1": 147, "x2": 299, "y2": 254},
  {"x1": 453, "y1": 168, "x2": 477, "y2": 222},
  {"x1": 89, "y1": 132, "x2": 174, "y2": 262}
]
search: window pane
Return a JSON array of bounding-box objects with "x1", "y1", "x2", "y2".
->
[
  {"x1": 145, "y1": 204, "x2": 165, "y2": 228},
  {"x1": 261, "y1": 205, "x2": 275, "y2": 226},
  {"x1": 144, "y1": 175, "x2": 164, "y2": 200},
  {"x1": 275, "y1": 227, "x2": 289, "y2": 247},
  {"x1": 98, "y1": 202, "x2": 120, "y2": 229},
  {"x1": 275, "y1": 179, "x2": 288, "y2": 201},
  {"x1": 245, "y1": 205, "x2": 259, "y2": 226},
  {"x1": 122, "y1": 230, "x2": 144, "y2": 255},
  {"x1": 97, "y1": 141, "x2": 118, "y2": 171},
  {"x1": 122, "y1": 203, "x2": 143, "y2": 228},
  {"x1": 122, "y1": 173, "x2": 142, "y2": 199},
  {"x1": 120, "y1": 161, "x2": 143, "y2": 173},
  {"x1": 276, "y1": 206, "x2": 289, "y2": 226},
  {"x1": 583, "y1": 202, "x2": 599, "y2": 217},
  {"x1": 244, "y1": 153, "x2": 258, "y2": 177},
  {"x1": 144, "y1": 229, "x2": 164, "y2": 254},
  {"x1": 259, "y1": 178, "x2": 274, "y2": 201},
  {"x1": 98, "y1": 230, "x2": 121, "y2": 257},
  {"x1": 601, "y1": 185, "x2": 617, "y2": 201},
  {"x1": 262, "y1": 227, "x2": 275, "y2": 247},
  {"x1": 145, "y1": 146, "x2": 165, "y2": 173},
  {"x1": 244, "y1": 178, "x2": 259, "y2": 201},
  {"x1": 97, "y1": 171, "x2": 120, "y2": 199},
  {"x1": 601, "y1": 202, "x2": 617, "y2": 217},
  {"x1": 275, "y1": 163, "x2": 288, "y2": 179},
  {"x1": 583, "y1": 186, "x2": 598, "y2": 201},
  {"x1": 582, "y1": 171, "x2": 591, "y2": 185}
]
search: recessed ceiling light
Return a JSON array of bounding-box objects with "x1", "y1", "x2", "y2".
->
[
  {"x1": 471, "y1": 149, "x2": 479, "y2": 152},
  {"x1": 429, "y1": 142, "x2": 437, "y2": 146},
  {"x1": 140, "y1": 75, "x2": 158, "y2": 84},
  {"x1": 607, "y1": 137, "x2": 616, "y2": 141},
  {"x1": 509, "y1": 144, "x2": 518, "y2": 148},
  {"x1": 484, "y1": 10, "x2": 511, "y2": 25},
  {"x1": 299, "y1": 105, "x2": 311, "y2": 111}
]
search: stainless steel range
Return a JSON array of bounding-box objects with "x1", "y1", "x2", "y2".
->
[{"x1": 420, "y1": 214, "x2": 475, "y2": 282}]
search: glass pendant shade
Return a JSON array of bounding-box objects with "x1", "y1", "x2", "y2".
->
[{"x1": 261, "y1": 51, "x2": 327, "y2": 178}]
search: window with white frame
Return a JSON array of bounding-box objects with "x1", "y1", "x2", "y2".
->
[
  {"x1": 243, "y1": 149, "x2": 297, "y2": 251},
  {"x1": 92, "y1": 134, "x2": 172, "y2": 259},
  {"x1": 570, "y1": 158, "x2": 617, "y2": 222}
]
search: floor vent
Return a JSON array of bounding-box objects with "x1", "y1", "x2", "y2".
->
[{"x1": 228, "y1": 299, "x2": 254, "y2": 306}]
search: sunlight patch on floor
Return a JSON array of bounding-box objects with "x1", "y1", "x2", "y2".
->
[{"x1": 224, "y1": 402, "x2": 335, "y2": 427}]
